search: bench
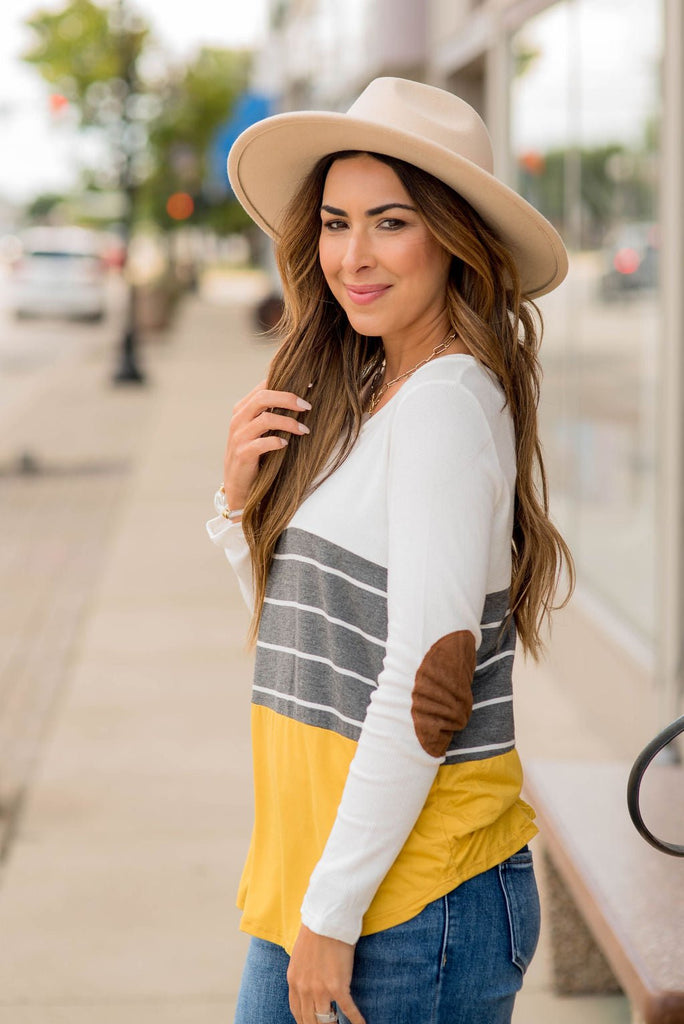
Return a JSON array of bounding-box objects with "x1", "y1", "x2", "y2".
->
[{"x1": 524, "y1": 760, "x2": 684, "y2": 1024}]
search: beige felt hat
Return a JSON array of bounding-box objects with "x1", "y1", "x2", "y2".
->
[{"x1": 228, "y1": 77, "x2": 568, "y2": 298}]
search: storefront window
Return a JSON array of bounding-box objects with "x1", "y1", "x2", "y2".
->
[{"x1": 511, "y1": 0, "x2": 663, "y2": 641}]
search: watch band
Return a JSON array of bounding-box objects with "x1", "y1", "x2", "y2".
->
[{"x1": 214, "y1": 485, "x2": 244, "y2": 521}]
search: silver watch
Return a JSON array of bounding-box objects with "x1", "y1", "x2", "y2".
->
[{"x1": 214, "y1": 485, "x2": 243, "y2": 521}]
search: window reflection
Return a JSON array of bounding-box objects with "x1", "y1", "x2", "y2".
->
[{"x1": 511, "y1": 0, "x2": 662, "y2": 640}]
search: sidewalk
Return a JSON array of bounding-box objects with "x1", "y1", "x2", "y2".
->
[{"x1": 0, "y1": 283, "x2": 628, "y2": 1022}]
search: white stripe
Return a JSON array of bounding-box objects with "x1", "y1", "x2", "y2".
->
[
  {"x1": 472, "y1": 694, "x2": 513, "y2": 711},
  {"x1": 257, "y1": 640, "x2": 377, "y2": 688},
  {"x1": 444, "y1": 738, "x2": 515, "y2": 758},
  {"x1": 264, "y1": 597, "x2": 385, "y2": 647},
  {"x1": 475, "y1": 649, "x2": 515, "y2": 672},
  {"x1": 273, "y1": 552, "x2": 387, "y2": 597},
  {"x1": 253, "y1": 685, "x2": 363, "y2": 730}
]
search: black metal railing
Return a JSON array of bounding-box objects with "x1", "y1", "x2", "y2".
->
[{"x1": 627, "y1": 714, "x2": 684, "y2": 857}]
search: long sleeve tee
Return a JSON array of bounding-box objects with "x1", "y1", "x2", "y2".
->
[{"x1": 207, "y1": 354, "x2": 537, "y2": 952}]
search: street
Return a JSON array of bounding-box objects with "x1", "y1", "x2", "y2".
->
[
  {"x1": 0, "y1": 268, "x2": 147, "y2": 858},
  {"x1": 0, "y1": 268, "x2": 128, "y2": 430}
]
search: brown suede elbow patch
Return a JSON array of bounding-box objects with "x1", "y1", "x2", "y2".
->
[{"x1": 412, "y1": 630, "x2": 477, "y2": 757}]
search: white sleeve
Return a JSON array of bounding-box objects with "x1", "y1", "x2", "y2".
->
[
  {"x1": 300, "y1": 380, "x2": 504, "y2": 943},
  {"x1": 206, "y1": 515, "x2": 254, "y2": 612}
]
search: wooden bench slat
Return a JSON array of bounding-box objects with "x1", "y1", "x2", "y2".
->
[{"x1": 524, "y1": 760, "x2": 684, "y2": 1024}]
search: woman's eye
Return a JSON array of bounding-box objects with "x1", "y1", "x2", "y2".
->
[
  {"x1": 378, "y1": 218, "x2": 405, "y2": 230},
  {"x1": 322, "y1": 219, "x2": 347, "y2": 231}
]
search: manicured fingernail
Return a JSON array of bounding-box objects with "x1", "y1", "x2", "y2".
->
[
  {"x1": 298, "y1": 423, "x2": 310, "y2": 434},
  {"x1": 280, "y1": 437, "x2": 289, "y2": 447},
  {"x1": 297, "y1": 398, "x2": 312, "y2": 410}
]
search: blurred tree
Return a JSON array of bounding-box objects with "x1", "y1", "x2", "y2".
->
[
  {"x1": 518, "y1": 142, "x2": 659, "y2": 249},
  {"x1": 24, "y1": 0, "x2": 152, "y2": 381},
  {"x1": 23, "y1": 3, "x2": 250, "y2": 233},
  {"x1": 23, "y1": 0, "x2": 252, "y2": 379},
  {"x1": 139, "y1": 46, "x2": 251, "y2": 234},
  {"x1": 512, "y1": 39, "x2": 541, "y2": 80},
  {"x1": 23, "y1": 0, "x2": 147, "y2": 126},
  {"x1": 26, "y1": 191, "x2": 68, "y2": 220},
  {"x1": 270, "y1": 0, "x2": 291, "y2": 32}
]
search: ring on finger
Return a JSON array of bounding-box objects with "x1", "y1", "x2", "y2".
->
[{"x1": 314, "y1": 1010, "x2": 338, "y2": 1024}]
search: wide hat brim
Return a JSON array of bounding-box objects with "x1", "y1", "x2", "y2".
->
[{"x1": 228, "y1": 85, "x2": 568, "y2": 299}]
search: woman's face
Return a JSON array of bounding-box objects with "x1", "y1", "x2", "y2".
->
[{"x1": 318, "y1": 154, "x2": 451, "y2": 341}]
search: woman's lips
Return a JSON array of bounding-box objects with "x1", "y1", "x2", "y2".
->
[{"x1": 344, "y1": 284, "x2": 391, "y2": 305}]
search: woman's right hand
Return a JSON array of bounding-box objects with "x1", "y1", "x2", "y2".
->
[{"x1": 222, "y1": 379, "x2": 312, "y2": 511}]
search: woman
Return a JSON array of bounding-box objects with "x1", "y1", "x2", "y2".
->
[{"x1": 207, "y1": 78, "x2": 573, "y2": 1024}]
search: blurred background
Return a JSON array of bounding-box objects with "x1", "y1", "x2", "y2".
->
[
  {"x1": 0, "y1": 0, "x2": 681, "y2": 1021},
  {"x1": 0, "y1": 0, "x2": 272, "y2": 382}
]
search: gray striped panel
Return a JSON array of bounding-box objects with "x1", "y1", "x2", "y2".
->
[
  {"x1": 266, "y1": 530, "x2": 388, "y2": 642},
  {"x1": 260, "y1": 599, "x2": 385, "y2": 681},
  {"x1": 445, "y1": 610, "x2": 516, "y2": 764},
  {"x1": 253, "y1": 647, "x2": 371, "y2": 741},
  {"x1": 254, "y1": 528, "x2": 516, "y2": 761},
  {"x1": 254, "y1": 528, "x2": 388, "y2": 740},
  {"x1": 478, "y1": 589, "x2": 513, "y2": 658},
  {"x1": 275, "y1": 528, "x2": 388, "y2": 591},
  {"x1": 444, "y1": 674, "x2": 515, "y2": 761}
]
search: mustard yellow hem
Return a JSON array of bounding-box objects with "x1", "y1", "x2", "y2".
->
[
  {"x1": 237, "y1": 821, "x2": 538, "y2": 955},
  {"x1": 360, "y1": 821, "x2": 538, "y2": 937}
]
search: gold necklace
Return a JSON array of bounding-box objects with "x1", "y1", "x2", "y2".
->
[{"x1": 367, "y1": 333, "x2": 457, "y2": 416}]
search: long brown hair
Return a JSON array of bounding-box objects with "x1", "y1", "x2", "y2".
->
[{"x1": 241, "y1": 150, "x2": 574, "y2": 657}]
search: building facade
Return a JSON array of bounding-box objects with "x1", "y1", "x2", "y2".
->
[{"x1": 254, "y1": 0, "x2": 683, "y2": 756}]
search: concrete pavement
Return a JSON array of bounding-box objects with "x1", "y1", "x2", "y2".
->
[{"x1": 0, "y1": 277, "x2": 629, "y2": 1022}]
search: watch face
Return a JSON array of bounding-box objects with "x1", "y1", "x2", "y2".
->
[{"x1": 214, "y1": 488, "x2": 227, "y2": 514}]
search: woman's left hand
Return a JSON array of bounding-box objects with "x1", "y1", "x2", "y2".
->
[{"x1": 287, "y1": 925, "x2": 366, "y2": 1024}]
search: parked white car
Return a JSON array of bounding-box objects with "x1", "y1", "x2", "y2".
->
[{"x1": 9, "y1": 227, "x2": 107, "y2": 321}]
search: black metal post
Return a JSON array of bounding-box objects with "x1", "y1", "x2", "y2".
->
[
  {"x1": 113, "y1": 273, "x2": 144, "y2": 383},
  {"x1": 112, "y1": 0, "x2": 145, "y2": 385}
]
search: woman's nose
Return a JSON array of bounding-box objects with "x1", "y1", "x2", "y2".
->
[{"x1": 341, "y1": 230, "x2": 375, "y2": 272}]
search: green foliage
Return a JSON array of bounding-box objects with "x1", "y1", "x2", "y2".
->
[
  {"x1": 22, "y1": 1, "x2": 251, "y2": 235},
  {"x1": 22, "y1": 0, "x2": 147, "y2": 127},
  {"x1": 25, "y1": 191, "x2": 67, "y2": 220},
  {"x1": 270, "y1": 0, "x2": 290, "y2": 31},
  {"x1": 512, "y1": 40, "x2": 541, "y2": 80},
  {"x1": 140, "y1": 47, "x2": 250, "y2": 230},
  {"x1": 517, "y1": 143, "x2": 659, "y2": 248}
]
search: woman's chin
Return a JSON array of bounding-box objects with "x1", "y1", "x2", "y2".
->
[{"x1": 344, "y1": 310, "x2": 390, "y2": 337}]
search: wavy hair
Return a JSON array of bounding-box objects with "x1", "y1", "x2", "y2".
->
[{"x1": 241, "y1": 151, "x2": 574, "y2": 657}]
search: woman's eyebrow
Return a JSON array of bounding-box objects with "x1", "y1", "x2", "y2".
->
[{"x1": 320, "y1": 202, "x2": 417, "y2": 216}]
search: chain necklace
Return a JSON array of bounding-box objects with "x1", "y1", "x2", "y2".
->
[{"x1": 367, "y1": 333, "x2": 457, "y2": 416}]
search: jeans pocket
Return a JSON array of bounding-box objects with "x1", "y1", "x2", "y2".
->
[{"x1": 497, "y1": 846, "x2": 541, "y2": 975}]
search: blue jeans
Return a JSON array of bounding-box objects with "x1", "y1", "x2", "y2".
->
[{"x1": 234, "y1": 846, "x2": 540, "y2": 1024}]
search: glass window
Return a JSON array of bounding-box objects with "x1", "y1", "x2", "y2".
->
[{"x1": 511, "y1": 0, "x2": 663, "y2": 642}]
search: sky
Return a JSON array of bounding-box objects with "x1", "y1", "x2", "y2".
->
[
  {"x1": 511, "y1": 0, "x2": 661, "y2": 152},
  {"x1": 0, "y1": 0, "x2": 663, "y2": 208},
  {"x1": 0, "y1": 0, "x2": 268, "y2": 205}
]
